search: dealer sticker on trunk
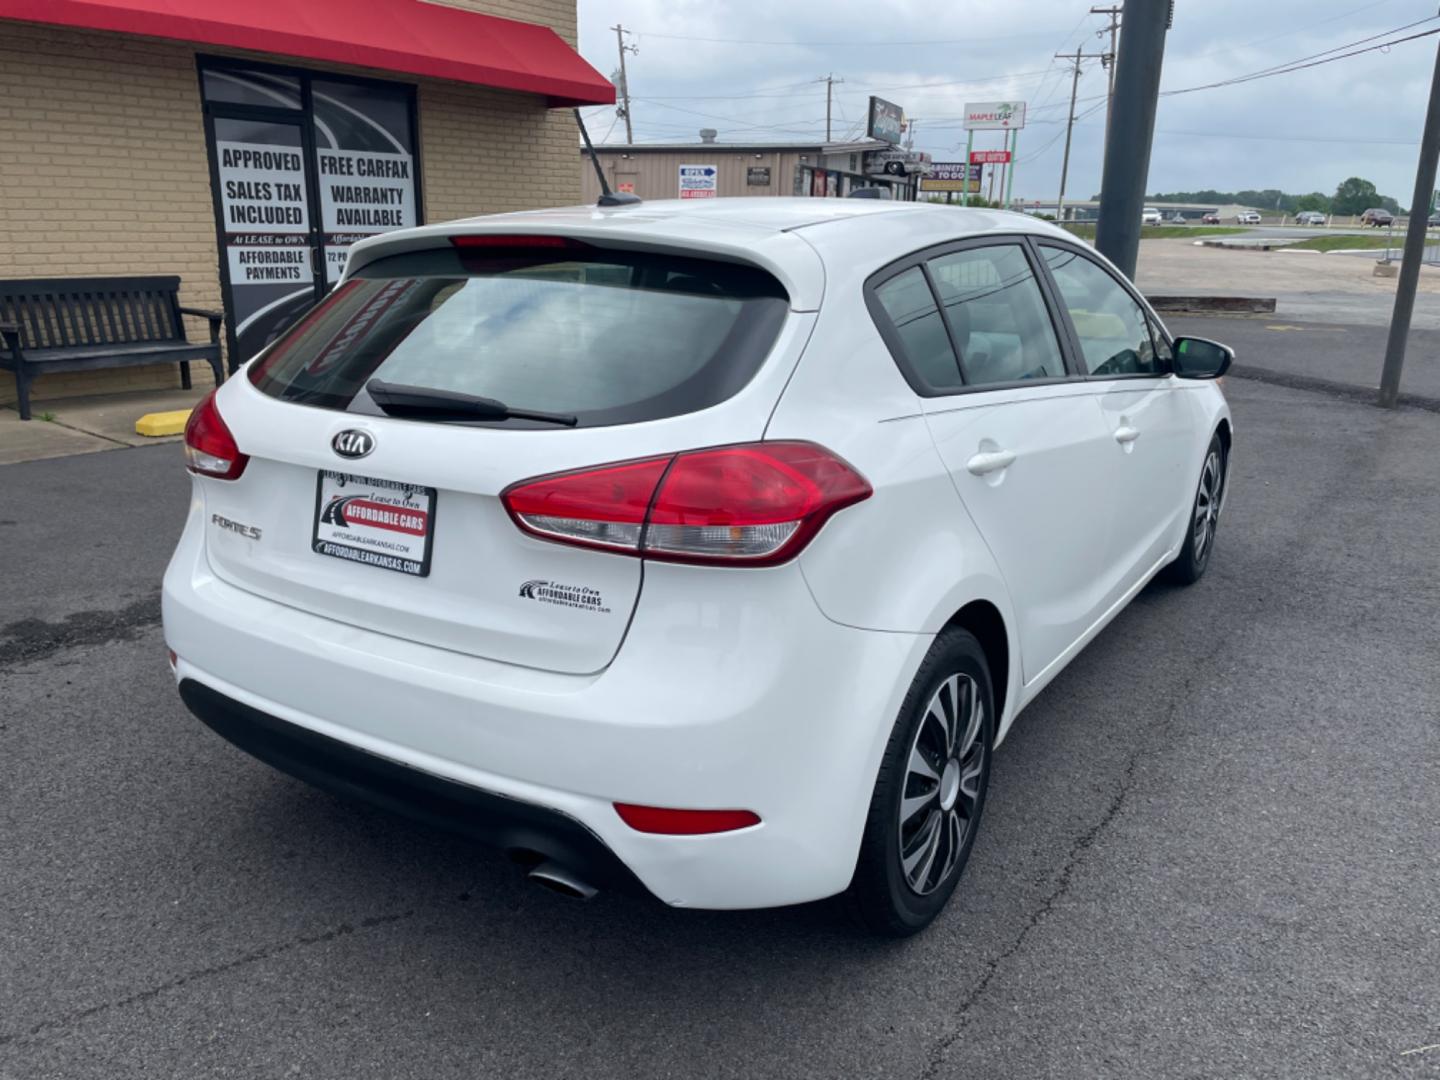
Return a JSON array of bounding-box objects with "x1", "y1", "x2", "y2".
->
[{"x1": 312, "y1": 470, "x2": 437, "y2": 577}]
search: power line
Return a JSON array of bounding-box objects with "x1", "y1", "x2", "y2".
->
[
  {"x1": 635, "y1": 29, "x2": 1060, "y2": 47},
  {"x1": 1194, "y1": 14, "x2": 1440, "y2": 83},
  {"x1": 1178, "y1": 0, "x2": 1407, "y2": 63},
  {"x1": 1162, "y1": 23, "x2": 1440, "y2": 97}
]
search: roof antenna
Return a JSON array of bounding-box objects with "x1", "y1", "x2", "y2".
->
[{"x1": 575, "y1": 108, "x2": 642, "y2": 207}]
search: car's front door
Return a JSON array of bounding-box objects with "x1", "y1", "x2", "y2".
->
[
  {"x1": 1036, "y1": 242, "x2": 1193, "y2": 602},
  {"x1": 870, "y1": 241, "x2": 1116, "y2": 685}
]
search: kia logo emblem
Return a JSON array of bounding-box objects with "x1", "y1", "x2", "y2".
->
[{"x1": 331, "y1": 430, "x2": 374, "y2": 459}]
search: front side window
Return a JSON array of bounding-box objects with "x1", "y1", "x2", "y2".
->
[
  {"x1": 1040, "y1": 246, "x2": 1163, "y2": 377},
  {"x1": 874, "y1": 267, "x2": 963, "y2": 390},
  {"x1": 928, "y1": 245, "x2": 1067, "y2": 386}
]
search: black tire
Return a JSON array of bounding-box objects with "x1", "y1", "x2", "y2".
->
[
  {"x1": 847, "y1": 628, "x2": 994, "y2": 937},
  {"x1": 1164, "y1": 432, "x2": 1226, "y2": 585}
]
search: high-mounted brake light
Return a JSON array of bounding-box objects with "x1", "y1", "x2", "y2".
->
[
  {"x1": 450, "y1": 234, "x2": 584, "y2": 249},
  {"x1": 501, "y1": 442, "x2": 871, "y2": 567},
  {"x1": 614, "y1": 803, "x2": 761, "y2": 835},
  {"x1": 183, "y1": 389, "x2": 248, "y2": 480}
]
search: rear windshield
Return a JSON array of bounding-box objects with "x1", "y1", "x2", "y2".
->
[{"x1": 248, "y1": 245, "x2": 790, "y2": 428}]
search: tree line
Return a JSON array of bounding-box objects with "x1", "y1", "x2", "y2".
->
[{"x1": 1118, "y1": 177, "x2": 1405, "y2": 216}]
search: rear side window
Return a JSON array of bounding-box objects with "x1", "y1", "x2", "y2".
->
[
  {"x1": 928, "y1": 245, "x2": 1067, "y2": 386},
  {"x1": 873, "y1": 267, "x2": 963, "y2": 390},
  {"x1": 248, "y1": 245, "x2": 789, "y2": 427}
]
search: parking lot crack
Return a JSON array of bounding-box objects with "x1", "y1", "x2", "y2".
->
[
  {"x1": 0, "y1": 596, "x2": 161, "y2": 668},
  {"x1": 919, "y1": 678, "x2": 1192, "y2": 1079},
  {"x1": 0, "y1": 910, "x2": 414, "y2": 1048}
]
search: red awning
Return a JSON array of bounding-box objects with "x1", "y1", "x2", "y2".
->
[{"x1": 0, "y1": 0, "x2": 615, "y2": 107}]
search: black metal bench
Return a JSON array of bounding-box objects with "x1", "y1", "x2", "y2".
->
[{"x1": 0, "y1": 276, "x2": 224, "y2": 421}]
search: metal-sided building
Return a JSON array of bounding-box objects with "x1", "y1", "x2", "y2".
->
[{"x1": 579, "y1": 138, "x2": 918, "y2": 203}]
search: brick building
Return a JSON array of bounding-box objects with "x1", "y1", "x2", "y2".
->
[{"x1": 0, "y1": 0, "x2": 612, "y2": 407}]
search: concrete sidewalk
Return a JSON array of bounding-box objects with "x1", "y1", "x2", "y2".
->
[
  {"x1": 1137, "y1": 238, "x2": 1440, "y2": 329},
  {"x1": 0, "y1": 386, "x2": 206, "y2": 465}
]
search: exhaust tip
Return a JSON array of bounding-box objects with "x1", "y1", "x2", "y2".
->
[{"x1": 525, "y1": 859, "x2": 598, "y2": 901}]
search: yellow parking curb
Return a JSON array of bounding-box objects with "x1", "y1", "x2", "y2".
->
[{"x1": 135, "y1": 408, "x2": 193, "y2": 437}]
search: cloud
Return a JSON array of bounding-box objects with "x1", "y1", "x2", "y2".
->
[{"x1": 578, "y1": 0, "x2": 1437, "y2": 204}]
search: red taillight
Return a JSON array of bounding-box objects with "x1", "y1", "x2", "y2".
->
[
  {"x1": 183, "y1": 389, "x2": 248, "y2": 480},
  {"x1": 614, "y1": 803, "x2": 761, "y2": 835},
  {"x1": 501, "y1": 455, "x2": 670, "y2": 553},
  {"x1": 501, "y1": 441, "x2": 871, "y2": 566},
  {"x1": 450, "y1": 234, "x2": 584, "y2": 249}
]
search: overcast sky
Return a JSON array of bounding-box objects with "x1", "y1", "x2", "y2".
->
[{"x1": 575, "y1": 0, "x2": 1438, "y2": 205}]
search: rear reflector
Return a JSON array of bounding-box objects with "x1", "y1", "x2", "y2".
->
[
  {"x1": 501, "y1": 441, "x2": 870, "y2": 567},
  {"x1": 183, "y1": 389, "x2": 248, "y2": 481},
  {"x1": 450, "y1": 234, "x2": 584, "y2": 249},
  {"x1": 167, "y1": 649, "x2": 177, "y2": 669},
  {"x1": 614, "y1": 803, "x2": 761, "y2": 835}
]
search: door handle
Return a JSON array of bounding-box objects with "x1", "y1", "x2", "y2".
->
[
  {"x1": 966, "y1": 449, "x2": 1016, "y2": 476},
  {"x1": 1114, "y1": 425, "x2": 1141, "y2": 445}
]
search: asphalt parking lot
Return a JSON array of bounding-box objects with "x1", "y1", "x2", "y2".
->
[{"x1": 3, "y1": 374, "x2": 1438, "y2": 1079}]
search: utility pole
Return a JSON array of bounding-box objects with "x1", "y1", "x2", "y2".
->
[
  {"x1": 1056, "y1": 48, "x2": 1106, "y2": 222},
  {"x1": 1005, "y1": 127, "x2": 1020, "y2": 210},
  {"x1": 1379, "y1": 30, "x2": 1440, "y2": 408},
  {"x1": 611, "y1": 24, "x2": 637, "y2": 144},
  {"x1": 1091, "y1": 5, "x2": 1122, "y2": 149},
  {"x1": 820, "y1": 74, "x2": 844, "y2": 142},
  {"x1": 1095, "y1": 0, "x2": 1172, "y2": 278}
]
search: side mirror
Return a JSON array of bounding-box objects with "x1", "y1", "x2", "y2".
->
[{"x1": 1172, "y1": 336, "x2": 1234, "y2": 379}]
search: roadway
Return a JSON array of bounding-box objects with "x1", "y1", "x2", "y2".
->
[{"x1": 3, "y1": 371, "x2": 1438, "y2": 1078}]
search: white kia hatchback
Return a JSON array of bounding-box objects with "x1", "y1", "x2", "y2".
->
[{"x1": 165, "y1": 199, "x2": 1233, "y2": 935}]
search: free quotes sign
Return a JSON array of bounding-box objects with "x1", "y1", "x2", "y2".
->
[
  {"x1": 318, "y1": 149, "x2": 416, "y2": 279},
  {"x1": 217, "y1": 140, "x2": 313, "y2": 287}
]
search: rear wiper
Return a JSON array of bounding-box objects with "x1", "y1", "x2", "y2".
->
[{"x1": 365, "y1": 379, "x2": 578, "y2": 427}]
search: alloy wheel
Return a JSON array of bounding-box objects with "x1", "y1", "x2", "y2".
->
[
  {"x1": 1193, "y1": 449, "x2": 1222, "y2": 562},
  {"x1": 898, "y1": 673, "x2": 985, "y2": 895}
]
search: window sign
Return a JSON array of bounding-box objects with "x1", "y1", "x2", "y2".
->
[
  {"x1": 216, "y1": 137, "x2": 313, "y2": 288},
  {"x1": 200, "y1": 60, "x2": 420, "y2": 369},
  {"x1": 211, "y1": 116, "x2": 317, "y2": 363},
  {"x1": 311, "y1": 79, "x2": 418, "y2": 282}
]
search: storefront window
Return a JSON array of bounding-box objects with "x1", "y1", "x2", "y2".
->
[
  {"x1": 199, "y1": 59, "x2": 420, "y2": 368},
  {"x1": 201, "y1": 69, "x2": 301, "y2": 109}
]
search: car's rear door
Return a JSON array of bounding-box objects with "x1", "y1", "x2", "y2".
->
[{"x1": 868, "y1": 238, "x2": 1116, "y2": 684}]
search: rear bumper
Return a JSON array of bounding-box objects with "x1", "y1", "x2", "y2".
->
[
  {"x1": 163, "y1": 500, "x2": 929, "y2": 909},
  {"x1": 179, "y1": 678, "x2": 645, "y2": 895}
]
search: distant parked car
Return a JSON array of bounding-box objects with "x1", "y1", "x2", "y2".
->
[
  {"x1": 1429, "y1": 211, "x2": 1440, "y2": 228},
  {"x1": 1169, "y1": 212, "x2": 1187, "y2": 224},
  {"x1": 1361, "y1": 208, "x2": 1395, "y2": 227},
  {"x1": 1235, "y1": 211, "x2": 1262, "y2": 225},
  {"x1": 1294, "y1": 211, "x2": 1327, "y2": 226},
  {"x1": 1142, "y1": 207, "x2": 1162, "y2": 225},
  {"x1": 1201, "y1": 212, "x2": 1221, "y2": 225}
]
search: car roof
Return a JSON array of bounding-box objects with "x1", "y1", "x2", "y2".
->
[{"x1": 344, "y1": 198, "x2": 1079, "y2": 312}]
